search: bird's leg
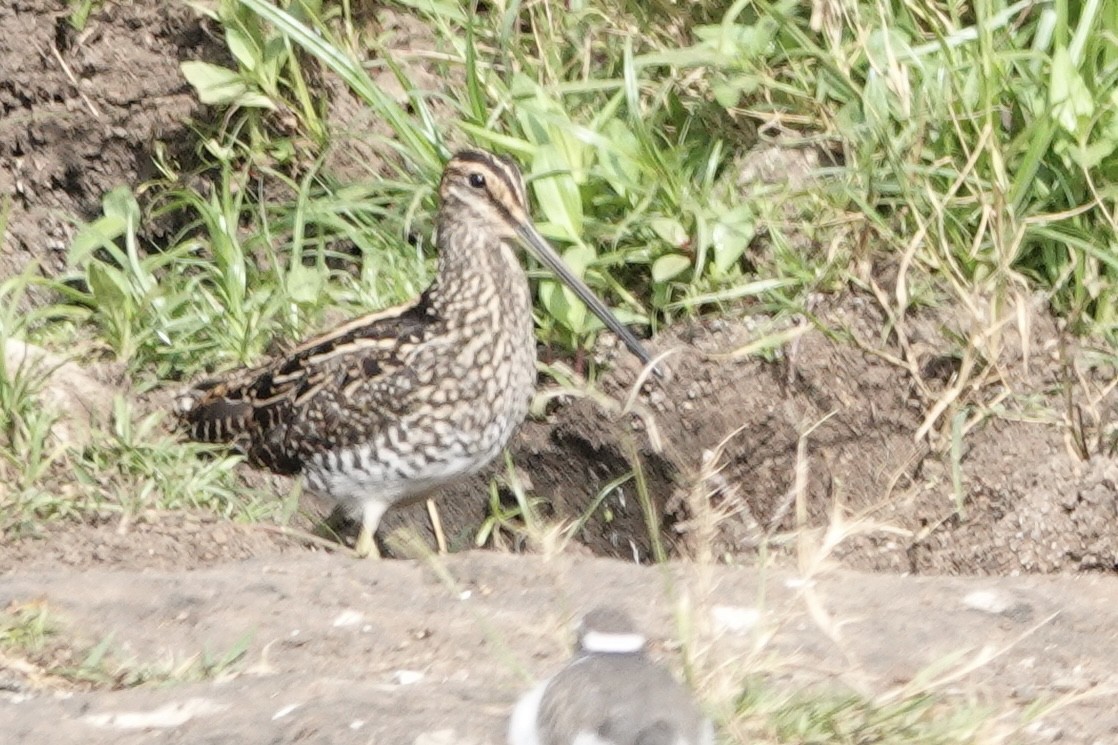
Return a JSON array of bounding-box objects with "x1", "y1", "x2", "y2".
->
[
  {"x1": 426, "y1": 498, "x2": 448, "y2": 554},
  {"x1": 354, "y1": 524, "x2": 380, "y2": 559},
  {"x1": 354, "y1": 501, "x2": 390, "y2": 559}
]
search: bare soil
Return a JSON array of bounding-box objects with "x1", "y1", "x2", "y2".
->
[
  {"x1": 0, "y1": 1, "x2": 219, "y2": 278},
  {"x1": 3, "y1": 3, "x2": 1118, "y2": 744}
]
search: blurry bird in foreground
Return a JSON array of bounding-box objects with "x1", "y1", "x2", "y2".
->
[{"x1": 508, "y1": 606, "x2": 714, "y2": 745}]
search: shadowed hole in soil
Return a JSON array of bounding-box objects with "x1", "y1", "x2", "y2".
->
[{"x1": 382, "y1": 306, "x2": 1118, "y2": 576}]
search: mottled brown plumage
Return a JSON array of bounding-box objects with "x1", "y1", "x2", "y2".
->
[{"x1": 177, "y1": 150, "x2": 653, "y2": 556}]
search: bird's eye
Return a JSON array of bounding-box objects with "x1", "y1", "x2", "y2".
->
[{"x1": 468, "y1": 172, "x2": 486, "y2": 188}]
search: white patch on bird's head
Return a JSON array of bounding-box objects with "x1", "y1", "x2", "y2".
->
[
  {"x1": 578, "y1": 629, "x2": 647, "y2": 654},
  {"x1": 575, "y1": 607, "x2": 645, "y2": 654}
]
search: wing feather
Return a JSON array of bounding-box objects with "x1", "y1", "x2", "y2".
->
[{"x1": 176, "y1": 292, "x2": 438, "y2": 474}]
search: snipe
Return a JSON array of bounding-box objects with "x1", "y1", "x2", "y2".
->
[{"x1": 177, "y1": 150, "x2": 654, "y2": 556}]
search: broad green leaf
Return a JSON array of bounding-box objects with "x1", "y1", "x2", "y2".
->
[
  {"x1": 87, "y1": 262, "x2": 131, "y2": 310},
  {"x1": 225, "y1": 26, "x2": 261, "y2": 72},
  {"x1": 180, "y1": 61, "x2": 275, "y2": 109},
  {"x1": 531, "y1": 144, "x2": 583, "y2": 241},
  {"x1": 289, "y1": 0, "x2": 323, "y2": 20},
  {"x1": 1070, "y1": 139, "x2": 1118, "y2": 170},
  {"x1": 70, "y1": 214, "x2": 128, "y2": 265},
  {"x1": 650, "y1": 217, "x2": 688, "y2": 248},
  {"x1": 652, "y1": 254, "x2": 691, "y2": 282},
  {"x1": 286, "y1": 264, "x2": 324, "y2": 304},
  {"x1": 540, "y1": 281, "x2": 585, "y2": 335},
  {"x1": 69, "y1": 0, "x2": 95, "y2": 31},
  {"x1": 510, "y1": 74, "x2": 585, "y2": 180},
  {"x1": 833, "y1": 99, "x2": 864, "y2": 140},
  {"x1": 260, "y1": 35, "x2": 289, "y2": 89},
  {"x1": 538, "y1": 243, "x2": 597, "y2": 335},
  {"x1": 1050, "y1": 46, "x2": 1093, "y2": 135},
  {"x1": 596, "y1": 119, "x2": 642, "y2": 198},
  {"x1": 693, "y1": 18, "x2": 775, "y2": 60},
  {"x1": 181, "y1": 61, "x2": 242, "y2": 102},
  {"x1": 635, "y1": 48, "x2": 724, "y2": 69},
  {"x1": 562, "y1": 244, "x2": 596, "y2": 276},
  {"x1": 557, "y1": 244, "x2": 595, "y2": 334},
  {"x1": 864, "y1": 28, "x2": 915, "y2": 70},
  {"x1": 234, "y1": 91, "x2": 275, "y2": 109},
  {"x1": 511, "y1": 74, "x2": 552, "y2": 146},
  {"x1": 1073, "y1": 89, "x2": 1118, "y2": 168},
  {"x1": 712, "y1": 206, "x2": 756, "y2": 274},
  {"x1": 862, "y1": 71, "x2": 891, "y2": 132},
  {"x1": 712, "y1": 74, "x2": 761, "y2": 108},
  {"x1": 102, "y1": 186, "x2": 139, "y2": 224}
]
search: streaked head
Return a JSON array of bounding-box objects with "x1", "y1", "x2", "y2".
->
[
  {"x1": 438, "y1": 150, "x2": 530, "y2": 242},
  {"x1": 576, "y1": 606, "x2": 647, "y2": 655},
  {"x1": 438, "y1": 149, "x2": 656, "y2": 371}
]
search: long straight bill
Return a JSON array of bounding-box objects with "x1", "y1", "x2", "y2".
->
[{"x1": 516, "y1": 224, "x2": 657, "y2": 372}]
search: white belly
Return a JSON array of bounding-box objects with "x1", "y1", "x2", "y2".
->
[{"x1": 303, "y1": 437, "x2": 504, "y2": 517}]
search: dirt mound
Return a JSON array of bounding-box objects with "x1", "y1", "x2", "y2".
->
[
  {"x1": 916, "y1": 431, "x2": 1118, "y2": 573},
  {"x1": 402, "y1": 296, "x2": 1118, "y2": 575},
  {"x1": 0, "y1": 1, "x2": 219, "y2": 278}
]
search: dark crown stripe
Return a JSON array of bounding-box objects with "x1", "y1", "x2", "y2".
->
[{"x1": 451, "y1": 150, "x2": 526, "y2": 211}]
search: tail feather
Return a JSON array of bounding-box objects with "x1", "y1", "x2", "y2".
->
[
  {"x1": 175, "y1": 384, "x2": 250, "y2": 438},
  {"x1": 174, "y1": 375, "x2": 304, "y2": 475},
  {"x1": 175, "y1": 381, "x2": 254, "y2": 445}
]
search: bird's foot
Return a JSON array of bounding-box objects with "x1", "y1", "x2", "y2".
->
[{"x1": 354, "y1": 525, "x2": 381, "y2": 559}]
